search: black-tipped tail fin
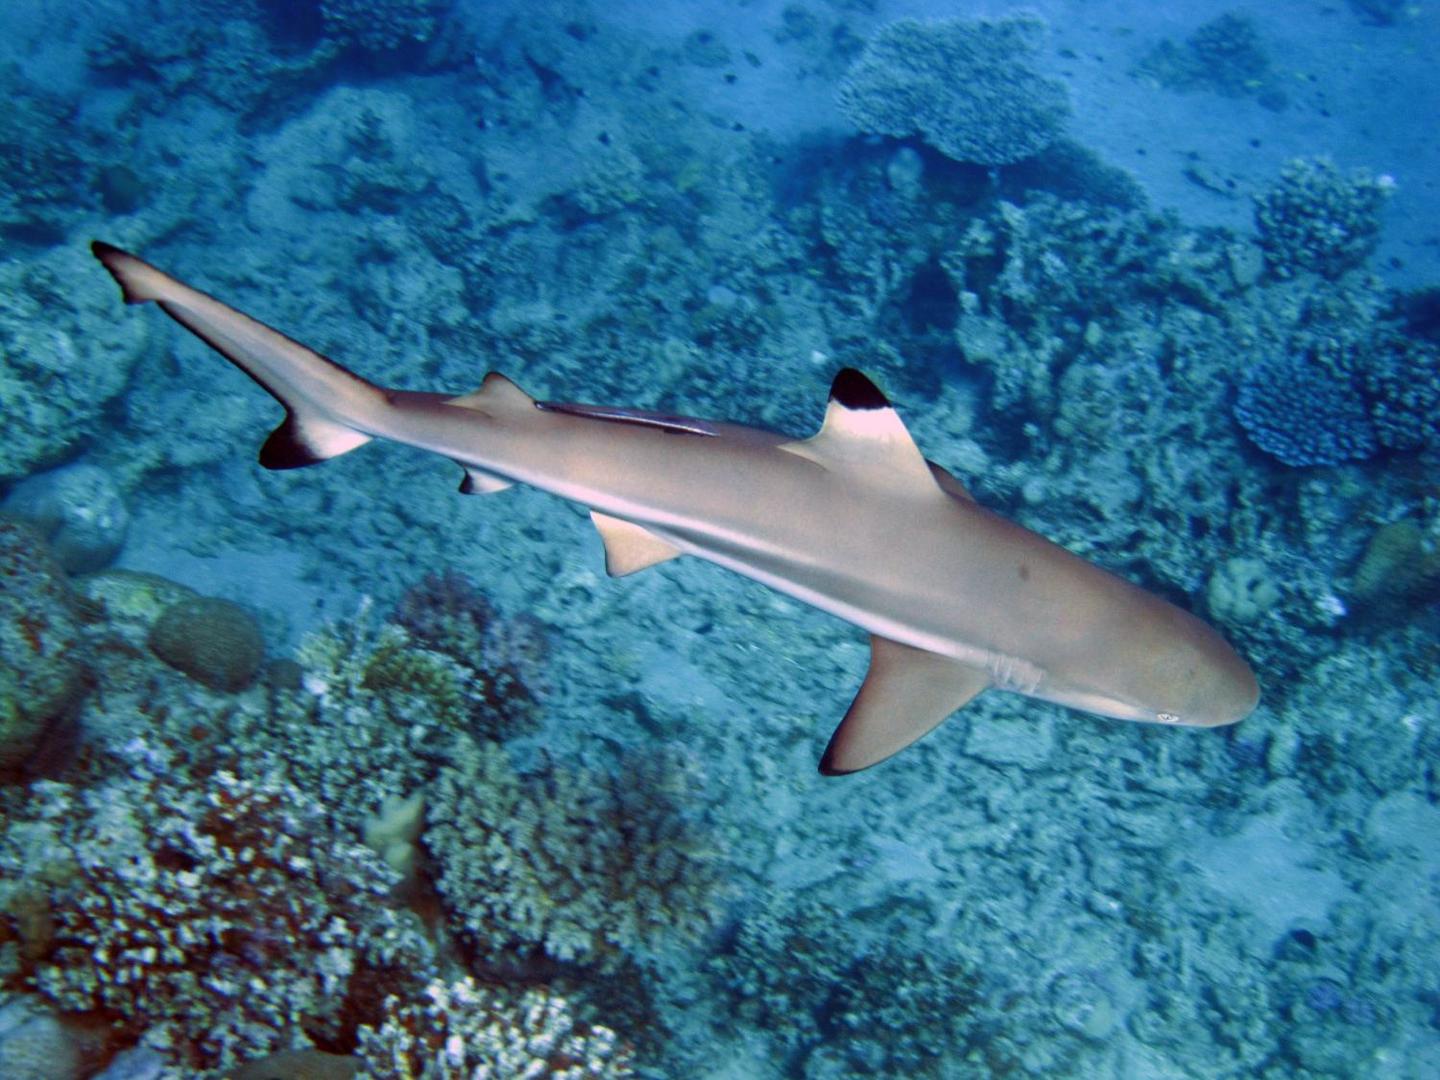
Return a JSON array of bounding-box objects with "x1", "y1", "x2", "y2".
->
[{"x1": 92, "y1": 240, "x2": 380, "y2": 470}]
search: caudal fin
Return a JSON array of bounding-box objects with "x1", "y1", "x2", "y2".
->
[{"x1": 92, "y1": 241, "x2": 379, "y2": 470}]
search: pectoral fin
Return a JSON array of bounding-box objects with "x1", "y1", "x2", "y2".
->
[
  {"x1": 590, "y1": 511, "x2": 682, "y2": 576},
  {"x1": 820, "y1": 636, "x2": 989, "y2": 775}
]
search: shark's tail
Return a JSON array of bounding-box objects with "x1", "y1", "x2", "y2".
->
[{"x1": 92, "y1": 240, "x2": 380, "y2": 470}]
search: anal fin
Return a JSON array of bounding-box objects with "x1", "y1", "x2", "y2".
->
[
  {"x1": 820, "y1": 636, "x2": 989, "y2": 775},
  {"x1": 590, "y1": 511, "x2": 682, "y2": 577},
  {"x1": 457, "y1": 466, "x2": 514, "y2": 495}
]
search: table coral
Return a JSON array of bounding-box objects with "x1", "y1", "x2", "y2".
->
[{"x1": 837, "y1": 16, "x2": 1069, "y2": 167}]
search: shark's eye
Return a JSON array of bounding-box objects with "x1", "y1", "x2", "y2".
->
[{"x1": 1156, "y1": 712, "x2": 1180, "y2": 724}]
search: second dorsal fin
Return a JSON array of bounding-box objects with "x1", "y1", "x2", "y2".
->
[{"x1": 446, "y1": 372, "x2": 535, "y2": 413}]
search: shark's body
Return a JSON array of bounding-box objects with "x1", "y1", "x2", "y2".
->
[{"x1": 92, "y1": 242, "x2": 1258, "y2": 773}]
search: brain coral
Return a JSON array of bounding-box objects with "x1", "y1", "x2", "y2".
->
[
  {"x1": 837, "y1": 16, "x2": 1070, "y2": 166},
  {"x1": 148, "y1": 596, "x2": 265, "y2": 692}
]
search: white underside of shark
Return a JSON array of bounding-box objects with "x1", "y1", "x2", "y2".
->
[{"x1": 91, "y1": 241, "x2": 1258, "y2": 774}]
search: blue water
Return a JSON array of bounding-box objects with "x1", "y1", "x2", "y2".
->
[{"x1": 1, "y1": 2, "x2": 1438, "y2": 1077}]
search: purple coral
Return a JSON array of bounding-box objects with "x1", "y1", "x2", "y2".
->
[{"x1": 391, "y1": 568, "x2": 550, "y2": 712}]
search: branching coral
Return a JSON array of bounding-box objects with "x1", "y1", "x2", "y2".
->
[
  {"x1": 390, "y1": 569, "x2": 549, "y2": 740},
  {"x1": 837, "y1": 16, "x2": 1069, "y2": 167},
  {"x1": 0, "y1": 767, "x2": 433, "y2": 1074},
  {"x1": 1234, "y1": 351, "x2": 1379, "y2": 466},
  {"x1": 1255, "y1": 158, "x2": 1393, "y2": 280},
  {"x1": 426, "y1": 741, "x2": 725, "y2": 972},
  {"x1": 356, "y1": 977, "x2": 633, "y2": 1079},
  {"x1": 1234, "y1": 329, "x2": 1439, "y2": 467}
]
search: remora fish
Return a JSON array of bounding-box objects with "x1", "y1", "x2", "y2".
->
[{"x1": 91, "y1": 241, "x2": 1258, "y2": 774}]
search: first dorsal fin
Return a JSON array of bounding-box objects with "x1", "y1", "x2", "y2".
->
[
  {"x1": 782, "y1": 369, "x2": 940, "y2": 494},
  {"x1": 820, "y1": 636, "x2": 990, "y2": 775}
]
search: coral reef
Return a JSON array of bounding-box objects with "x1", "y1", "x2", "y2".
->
[
  {"x1": 1135, "y1": 13, "x2": 1287, "y2": 110},
  {"x1": 356, "y1": 977, "x2": 633, "y2": 1078},
  {"x1": 0, "y1": 521, "x2": 87, "y2": 778},
  {"x1": 0, "y1": 563, "x2": 648, "y2": 1078},
  {"x1": 1254, "y1": 158, "x2": 1393, "y2": 280},
  {"x1": 427, "y1": 740, "x2": 724, "y2": 972},
  {"x1": 1234, "y1": 351, "x2": 1379, "y2": 466},
  {"x1": 148, "y1": 596, "x2": 266, "y2": 693},
  {"x1": 837, "y1": 16, "x2": 1070, "y2": 167},
  {"x1": 0, "y1": 245, "x2": 149, "y2": 486},
  {"x1": 1347, "y1": 518, "x2": 1440, "y2": 616},
  {"x1": 1, "y1": 463, "x2": 129, "y2": 574},
  {"x1": 716, "y1": 893, "x2": 987, "y2": 1076},
  {"x1": 321, "y1": 0, "x2": 452, "y2": 53},
  {"x1": 3, "y1": 6, "x2": 1439, "y2": 1077},
  {"x1": 0, "y1": 767, "x2": 434, "y2": 1075}
]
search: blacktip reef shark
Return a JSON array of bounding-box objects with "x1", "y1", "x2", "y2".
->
[{"x1": 91, "y1": 241, "x2": 1258, "y2": 774}]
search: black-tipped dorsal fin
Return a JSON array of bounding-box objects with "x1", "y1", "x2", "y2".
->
[
  {"x1": 447, "y1": 372, "x2": 535, "y2": 413},
  {"x1": 820, "y1": 636, "x2": 989, "y2": 775},
  {"x1": 782, "y1": 369, "x2": 939, "y2": 494},
  {"x1": 590, "y1": 511, "x2": 682, "y2": 576}
]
